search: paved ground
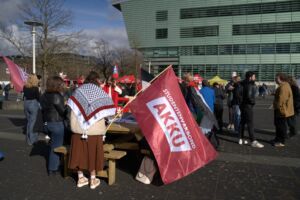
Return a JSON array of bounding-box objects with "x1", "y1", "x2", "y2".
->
[{"x1": 0, "y1": 96, "x2": 299, "y2": 200}]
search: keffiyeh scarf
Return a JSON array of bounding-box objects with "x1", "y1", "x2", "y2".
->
[{"x1": 67, "y1": 83, "x2": 116, "y2": 138}]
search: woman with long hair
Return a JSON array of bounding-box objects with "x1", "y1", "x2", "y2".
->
[
  {"x1": 23, "y1": 74, "x2": 40, "y2": 145},
  {"x1": 68, "y1": 71, "x2": 116, "y2": 189},
  {"x1": 40, "y1": 76, "x2": 66, "y2": 175}
]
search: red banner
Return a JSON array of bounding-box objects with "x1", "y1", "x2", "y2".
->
[
  {"x1": 2, "y1": 56, "x2": 28, "y2": 93},
  {"x1": 129, "y1": 67, "x2": 217, "y2": 184}
]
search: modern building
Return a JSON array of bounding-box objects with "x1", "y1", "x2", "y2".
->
[{"x1": 112, "y1": 0, "x2": 300, "y2": 81}]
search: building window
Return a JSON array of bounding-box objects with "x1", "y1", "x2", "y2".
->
[
  {"x1": 205, "y1": 45, "x2": 218, "y2": 55},
  {"x1": 246, "y1": 44, "x2": 260, "y2": 54},
  {"x1": 276, "y1": 43, "x2": 290, "y2": 54},
  {"x1": 180, "y1": 26, "x2": 218, "y2": 38},
  {"x1": 193, "y1": 46, "x2": 205, "y2": 55},
  {"x1": 156, "y1": 10, "x2": 168, "y2": 21},
  {"x1": 261, "y1": 44, "x2": 275, "y2": 54},
  {"x1": 180, "y1": 1, "x2": 300, "y2": 19},
  {"x1": 233, "y1": 22, "x2": 300, "y2": 35},
  {"x1": 233, "y1": 44, "x2": 246, "y2": 54},
  {"x1": 180, "y1": 46, "x2": 193, "y2": 56},
  {"x1": 156, "y1": 28, "x2": 168, "y2": 39},
  {"x1": 219, "y1": 45, "x2": 232, "y2": 55},
  {"x1": 290, "y1": 43, "x2": 300, "y2": 53}
]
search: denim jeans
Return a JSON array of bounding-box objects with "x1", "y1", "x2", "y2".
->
[
  {"x1": 24, "y1": 100, "x2": 39, "y2": 145},
  {"x1": 233, "y1": 105, "x2": 241, "y2": 133},
  {"x1": 45, "y1": 122, "x2": 64, "y2": 172}
]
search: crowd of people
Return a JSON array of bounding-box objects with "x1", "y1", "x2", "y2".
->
[
  {"x1": 7, "y1": 68, "x2": 299, "y2": 188},
  {"x1": 181, "y1": 71, "x2": 299, "y2": 149}
]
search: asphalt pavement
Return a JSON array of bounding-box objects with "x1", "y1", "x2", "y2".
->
[{"x1": 0, "y1": 96, "x2": 299, "y2": 200}]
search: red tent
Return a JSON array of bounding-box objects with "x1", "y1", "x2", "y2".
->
[{"x1": 118, "y1": 75, "x2": 136, "y2": 84}]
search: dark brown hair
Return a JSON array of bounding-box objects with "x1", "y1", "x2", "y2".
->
[
  {"x1": 275, "y1": 73, "x2": 288, "y2": 82},
  {"x1": 46, "y1": 76, "x2": 65, "y2": 93},
  {"x1": 287, "y1": 76, "x2": 298, "y2": 87},
  {"x1": 84, "y1": 71, "x2": 100, "y2": 85}
]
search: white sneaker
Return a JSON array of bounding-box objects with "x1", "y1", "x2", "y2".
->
[
  {"x1": 238, "y1": 139, "x2": 243, "y2": 145},
  {"x1": 135, "y1": 172, "x2": 151, "y2": 184},
  {"x1": 244, "y1": 140, "x2": 248, "y2": 145},
  {"x1": 251, "y1": 140, "x2": 264, "y2": 148},
  {"x1": 45, "y1": 135, "x2": 50, "y2": 140}
]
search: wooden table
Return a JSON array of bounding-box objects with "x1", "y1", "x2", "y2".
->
[{"x1": 106, "y1": 121, "x2": 143, "y2": 150}]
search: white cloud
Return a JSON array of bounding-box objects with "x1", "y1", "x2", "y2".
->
[
  {"x1": 0, "y1": 0, "x2": 26, "y2": 23},
  {"x1": 78, "y1": 26, "x2": 129, "y2": 55}
]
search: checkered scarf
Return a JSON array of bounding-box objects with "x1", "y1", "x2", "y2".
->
[{"x1": 67, "y1": 83, "x2": 116, "y2": 132}]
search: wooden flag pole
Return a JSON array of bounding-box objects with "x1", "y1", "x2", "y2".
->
[{"x1": 105, "y1": 65, "x2": 173, "y2": 132}]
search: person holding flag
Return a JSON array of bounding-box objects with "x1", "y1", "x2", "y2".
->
[
  {"x1": 129, "y1": 66, "x2": 217, "y2": 184},
  {"x1": 68, "y1": 71, "x2": 116, "y2": 189}
]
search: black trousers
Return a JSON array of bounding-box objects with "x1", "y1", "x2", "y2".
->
[
  {"x1": 274, "y1": 114, "x2": 288, "y2": 144},
  {"x1": 287, "y1": 115, "x2": 298, "y2": 137},
  {"x1": 228, "y1": 106, "x2": 234, "y2": 124},
  {"x1": 240, "y1": 105, "x2": 255, "y2": 142},
  {"x1": 214, "y1": 104, "x2": 223, "y2": 131}
]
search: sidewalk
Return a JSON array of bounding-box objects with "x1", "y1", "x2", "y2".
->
[{"x1": 0, "y1": 106, "x2": 299, "y2": 199}]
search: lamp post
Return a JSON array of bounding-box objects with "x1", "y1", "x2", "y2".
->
[{"x1": 24, "y1": 20, "x2": 43, "y2": 74}]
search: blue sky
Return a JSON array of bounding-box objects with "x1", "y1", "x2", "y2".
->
[{"x1": 0, "y1": 0, "x2": 129, "y2": 55}]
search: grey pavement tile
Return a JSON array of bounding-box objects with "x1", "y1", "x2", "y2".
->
[
  {"x1": 262, "y1": 188, "x2": 300, "y2": 200},
  {"x1": 255, "y1": 165, "x2": 296, "y2": 178}
]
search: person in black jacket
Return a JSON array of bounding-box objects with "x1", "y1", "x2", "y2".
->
[
  {"x1": 40, "y1": 76, "x2": 66, "y2": 175},
  {"x1": 213, "y1": 82, "x2": 225, "y2": 132},
  {"x1": 23, "y1": 75, "x2": 40, "y2": 145},
  {"x1": 239, "y1": 71, "x2": 264, "y2": 148},
  {"x1": 287, "y1": 76, "x2": 300, "y2": 138}
]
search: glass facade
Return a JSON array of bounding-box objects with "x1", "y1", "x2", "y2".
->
[
  {"x1": 180, "y1": 26, "x2": 219, "y2": 38},
  {"x1": 233, "y1": 22, "x2": 300, "y2": 35},
  {"x1": 180, "y1": 1, "x2": 300, "y2": 19},
  {"x1": 179, "y1": 64, "x2": 300, "y2": 81},
  {"x1": 115, "y1": 0, "x2": 300, "y2": 81}
]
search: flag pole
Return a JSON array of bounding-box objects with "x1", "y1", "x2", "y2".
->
[{"x1": 105, "y1": 65, "x2": 173, "y2": 132}]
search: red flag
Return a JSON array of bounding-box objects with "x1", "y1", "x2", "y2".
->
[
  {"x1": 112, "y1": 65, "x2": 119, "y2": 79},
  {"x1": 2, "y1": 56, "x2": 28, "y2": 93},
  {"x1": 129, "y1": 67, "x2": 217, "y2": 184}
]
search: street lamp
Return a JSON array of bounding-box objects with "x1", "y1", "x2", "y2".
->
[{"x1": 24, "y1": 20, "x2": 43, "y2": 74}]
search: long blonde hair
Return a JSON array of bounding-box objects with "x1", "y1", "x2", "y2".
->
[{"x1": 25, "y1": 74, "x2": 39, "y2": 88}]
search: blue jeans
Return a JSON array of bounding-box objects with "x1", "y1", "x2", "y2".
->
[
  {"x1": 233, "y1": 105, "x2": 241, "y2": 133},
  {"x1": 24, "y1": 100, "x2": 39, "y2": 145},
  {"x1": 45, "y1": 122, "x2": 64, "y2": 172}
]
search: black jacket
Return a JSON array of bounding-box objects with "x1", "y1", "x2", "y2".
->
[
  {"x1": 291, "y1": 85, "x2": 300, "y2": 114},
  {"x1": 232, "y1": 82, "x2": 243, "y2": 106},
  {"x1": 241, "y1": 80, "x2": 256, "y2": 106},
  {"x1": 40, "y1": 92, "x2": 66, "y2": 122},
  {"x1": 214, "y1": 87, "x2": 225, "y2": 106}
]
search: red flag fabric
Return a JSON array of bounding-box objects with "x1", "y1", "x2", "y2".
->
[
  {"x1": 129, "y1": 67, "x2": 217, "y2": 184},
  {"x1": 112, "y1": 65, "x2": 119, "y2": 79},
  {"x1": 2, "y1": 56, "x2": 28, "y2": 93}
]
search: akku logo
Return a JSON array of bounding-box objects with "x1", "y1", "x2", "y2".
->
[{"x1": 147, "y1": 97, "x2": 192, "y2": 152}]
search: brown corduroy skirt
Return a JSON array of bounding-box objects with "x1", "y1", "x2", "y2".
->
[{"x1": 68, "y1": 134, "x2": 104, "y2": 172}]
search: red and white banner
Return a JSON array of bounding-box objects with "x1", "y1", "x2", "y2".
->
[
  {"x1": 129, "y1": 67, "x2": 217, "y2": 184},
  {"x1": 2, "y1": 56, "x2": 28, "y2": 93}
]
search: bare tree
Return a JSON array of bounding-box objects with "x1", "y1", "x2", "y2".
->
[
  {"x1": 115, "y1": 47, "x2": 142, "y2": 76},
  {"x1": 0, "y1": 0, "x2": 82, "y2": 86},
  {"x1": 93, "y1": 39, "x2": 116, "y2": 79}
]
